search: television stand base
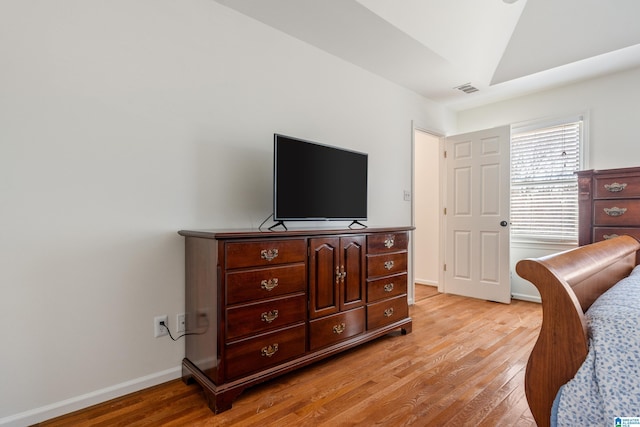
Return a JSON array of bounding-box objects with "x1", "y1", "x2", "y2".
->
[
  {"x1": 268, "y1": 220, "x2": 288, "y2": 231},
  {"x1": 348, "y1": 220, "x2": 367, "y2": 229}
]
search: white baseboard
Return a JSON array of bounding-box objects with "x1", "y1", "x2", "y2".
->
[
  {"x1": 0, "y1": 366, "x2": 182, "y2": 427},
  {"x1": 415, "y1": 279, "x2": 438, "y2": 287},
  {"x1": 511, "y1": 292, "x2": 542, "y2": 303}
]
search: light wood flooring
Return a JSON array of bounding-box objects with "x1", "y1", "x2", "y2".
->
[{"x1": 38, "y1": 285, "x2": 542, "y2": 426}]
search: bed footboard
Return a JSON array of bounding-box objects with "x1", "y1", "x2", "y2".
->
[{"x1": 515, "y1": 235, "x2": 640, "y2": 427}]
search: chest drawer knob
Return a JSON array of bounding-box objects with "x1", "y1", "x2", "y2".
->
[
  {"x1": 603, "y1": 207, "x2": 627, "y2": 217},
  {"x1": 603, "y1": 234, "x2": 620, "y2": 240},
  {"x1": 384, "y1": 283, "x2": 394, "y2": 292},
  {"x1": 260, "y1": 278, "x2": 279, "y2": 291},
  {"x1": 260, "y1": 249, "x2": 279, "y2": 261},
  {"x1": 260, "y1": 343, "x2": 279, "y2": 358},
  {"x1": 604, "y1": 182, "x2": 627, "y2": 193},
  {"x1": 384, "y1": 236, "x2": 395, "y2": 248},
  {"x1": 333, "y1": 323, "x2": 346, "y2": 334},
  {"x1": 383, "y1": 307, "x2": 395, "y2": 317},
  {"x1": 260, "y1": 310, "x2": 279, "y2": 324},
  {"x1": 384, "y1": 260, "x2": 395, "y2": 270}
]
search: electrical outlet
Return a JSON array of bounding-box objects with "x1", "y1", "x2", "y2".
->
[
  {"x1": 403, "y1": 190, "x2": 411, "y2": 201},
  {"x1": 154, "y1": 315, "x2": 168, "y2": 338},
  {"x1": 177, "y1": 313, "x2": 186, "y2": 333}
]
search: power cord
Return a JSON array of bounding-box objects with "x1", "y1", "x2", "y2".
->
[
  {"x1": 159, "y1": 320, "x2": 201, "y2": 341},
  {"x1": 258, "y1": 212, "x2": 274, "y2": 231}
]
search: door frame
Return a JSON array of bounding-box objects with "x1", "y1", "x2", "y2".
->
[
  {"x1": 411, "y1": 123, "x2": 446, "y2": 299},
  {"x1": 412, "y1": 123, "x2": 511, "y2": 302}
]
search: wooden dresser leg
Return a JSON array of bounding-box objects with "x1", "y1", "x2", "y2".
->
[{"x1": 401, "y1": 320, "x2": 413, "y2": 335}]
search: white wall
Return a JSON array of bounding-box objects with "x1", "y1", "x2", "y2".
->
[
  {"x1": 414, "y1": 131, "x2": 440, "y2": 286},
  {"x1": 457, "y1": 66, "x2": 640, "y2": 300},
  {"x1": 0, "y1": 1, "x2": 454, "y2": 424},
  {"x1": 457, "y1": 66, "x2": 640, "y2": 169}
]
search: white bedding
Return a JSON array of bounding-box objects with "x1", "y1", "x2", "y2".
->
[{"x1": 554, "y1": 265, "x2": 640, "y2": 426}]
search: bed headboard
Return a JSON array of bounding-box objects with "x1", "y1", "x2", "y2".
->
[{"x1": 515, "y1": 235, "x2": 640, "y2": 427}]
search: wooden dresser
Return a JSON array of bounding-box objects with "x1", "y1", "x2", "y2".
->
[
  {"x1": 577, "y1": 166, "x2": 640, "y2": 245},
  {"x1": 178, "y1": 226, "x2": 413, "y2": 413}
]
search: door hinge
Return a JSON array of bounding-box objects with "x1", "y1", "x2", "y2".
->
[
  {"x1": 444, "y1": 150, "x2": 447, "y2": 158},
  {"x1": 443, "y1": 264, "x2": 447, "y2": 271},
  {"x1": 443, "y1": 207, "x2": 447, "y2": 215}
]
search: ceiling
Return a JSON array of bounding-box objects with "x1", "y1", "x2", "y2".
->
[{"x1": 215, "y1": 0, "x2": 640, "y2": 110}]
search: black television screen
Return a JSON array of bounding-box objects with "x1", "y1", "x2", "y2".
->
[{"x1": 274, "y1": 134, "x2": 368, "y2": 221}]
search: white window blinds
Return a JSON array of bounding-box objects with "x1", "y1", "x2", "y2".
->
[{"x1": 511, "y1": 120, "x2": 582, "y2": 243}]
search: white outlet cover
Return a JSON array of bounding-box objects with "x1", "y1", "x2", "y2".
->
[
  {"x1": 154, "y1": 315, "x2": 168, "y2": 338},
  {"x1": 177, "y1": 313, "x2": 186, "y2": 333}
]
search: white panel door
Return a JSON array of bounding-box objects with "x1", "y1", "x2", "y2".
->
[{"x1": 444, "y1": 126, "x2": 511, "y2": 303}]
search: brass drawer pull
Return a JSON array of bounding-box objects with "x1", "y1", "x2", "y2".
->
[
  {"x1": 384, "y1": 236, "x2": 395, "y2": 248},
  {"x1": 333, "y1": 323, "x2": 346, "y2": 334},
  {"x1": 604, "y1": 182, "x2": 627, "y2": 192},
  {"x1": 384, "y1": 260, "x2": 395, "y2": 270},
  {"x1": 384, "y1": 283, "x2": 394, "y2": 292},
  {"x1": 261, "y1": 278, "x2": 279, "y2": 291},
  {"x1": 335, "y1": 266, "x2": 346, "y2": 284},
  {"x1": 260, "y1": 310, "x2": 279, "y2": 324},
  {"x1": 603, "y1": 234, "x2": 620, "y2": 240},
  {"x1": 261, "y1": 343, "x2": 278, "y2": 358},
  {"x1": 383, "y1": 307, "x2": 394, "y2": 317},
  {"x1": 604, "y1": 207, "x2": 627, "y2": 217},
  {"x1": 260, "y1": 248, "x2": 279, "y2": 261}
]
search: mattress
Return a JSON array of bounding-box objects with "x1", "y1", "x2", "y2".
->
[{"x1": 553, "y1": 265, "x2": 640, "y2": 426}]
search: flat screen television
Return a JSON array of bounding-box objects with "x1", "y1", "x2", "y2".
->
[{"x1": 274, "y1": 134, "x2": 368, "y2": 223}]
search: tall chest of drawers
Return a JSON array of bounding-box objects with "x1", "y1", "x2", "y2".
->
[
  {"x1": 178, "y1": 226, "x2": 413, "y2": 414},
  {"x1": 577, "y1": 167, "x2": 640, "y2": 245}
]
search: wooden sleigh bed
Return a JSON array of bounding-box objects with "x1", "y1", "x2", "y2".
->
[{"x1": 516, "y1": 235, "x2": 640, "y2": 427}]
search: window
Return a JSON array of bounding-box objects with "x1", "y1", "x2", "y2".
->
[{"x1": 510, "y1": 118, "x2": 583, "y2": 243}]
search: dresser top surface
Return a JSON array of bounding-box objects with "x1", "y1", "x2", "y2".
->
[
  {"x1": 178, "y1": 225, "x2": 414, "y2": 240},
  {"x1": 578, "y1": 166, "x2": 640, "y2": 177}
]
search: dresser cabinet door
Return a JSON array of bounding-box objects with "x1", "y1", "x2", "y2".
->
[
  {"x1": 309, "y1": 237, "x2": 340, "y2": 319},
  {"x1": 340, "y1": 235, "x2": 366, "y2": 311},
  {"x1": 309, "y1": 236, "x2": 366, "y2": 319}
]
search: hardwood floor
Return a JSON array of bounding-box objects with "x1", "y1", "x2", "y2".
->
[{"x1": 39, "y1": 285, "x2": 541, "y2": 426}]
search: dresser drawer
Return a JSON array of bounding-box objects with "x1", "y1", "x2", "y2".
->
[
  {"x1": 226, "y1": 263, "x2": 306, "y2": 304},
  {"x1": 367, "y1": 232, "x2": 408, "y2": 254},
  {"x1": 226, "y1": 294, "x2": 306, "y2": 340},
  {"x1": 367, "y1": 295, "x2": 409, "y2": 330},
  {"x1": 593, "y1": 200, "x2": 640, "y2": 226},
  {"x1": 367, "y1": 252, "x2": 407, "y2": 278},
  {"x1": 367, "y1": 272, "x2": 407, "y2": 303},
  {"x1": 593, "y1": 227, "x2": 640, "y2": 243},
  {"x1": 309, "y1": 306, "x2": 365, "y2": 351},
  {"x1": 594, "y1": 175, "x2": 640, "y2": 199},
  {"x1": 225, "y1": 239, "x2": 306, "y2": 269},
  {"x1": 225, "y1": 324, "x2": 306, "y2": 380}
]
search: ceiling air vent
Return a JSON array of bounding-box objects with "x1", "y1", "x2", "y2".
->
[{"x1": 454, "y1": 83, "x2": 479, "y2": 94}]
